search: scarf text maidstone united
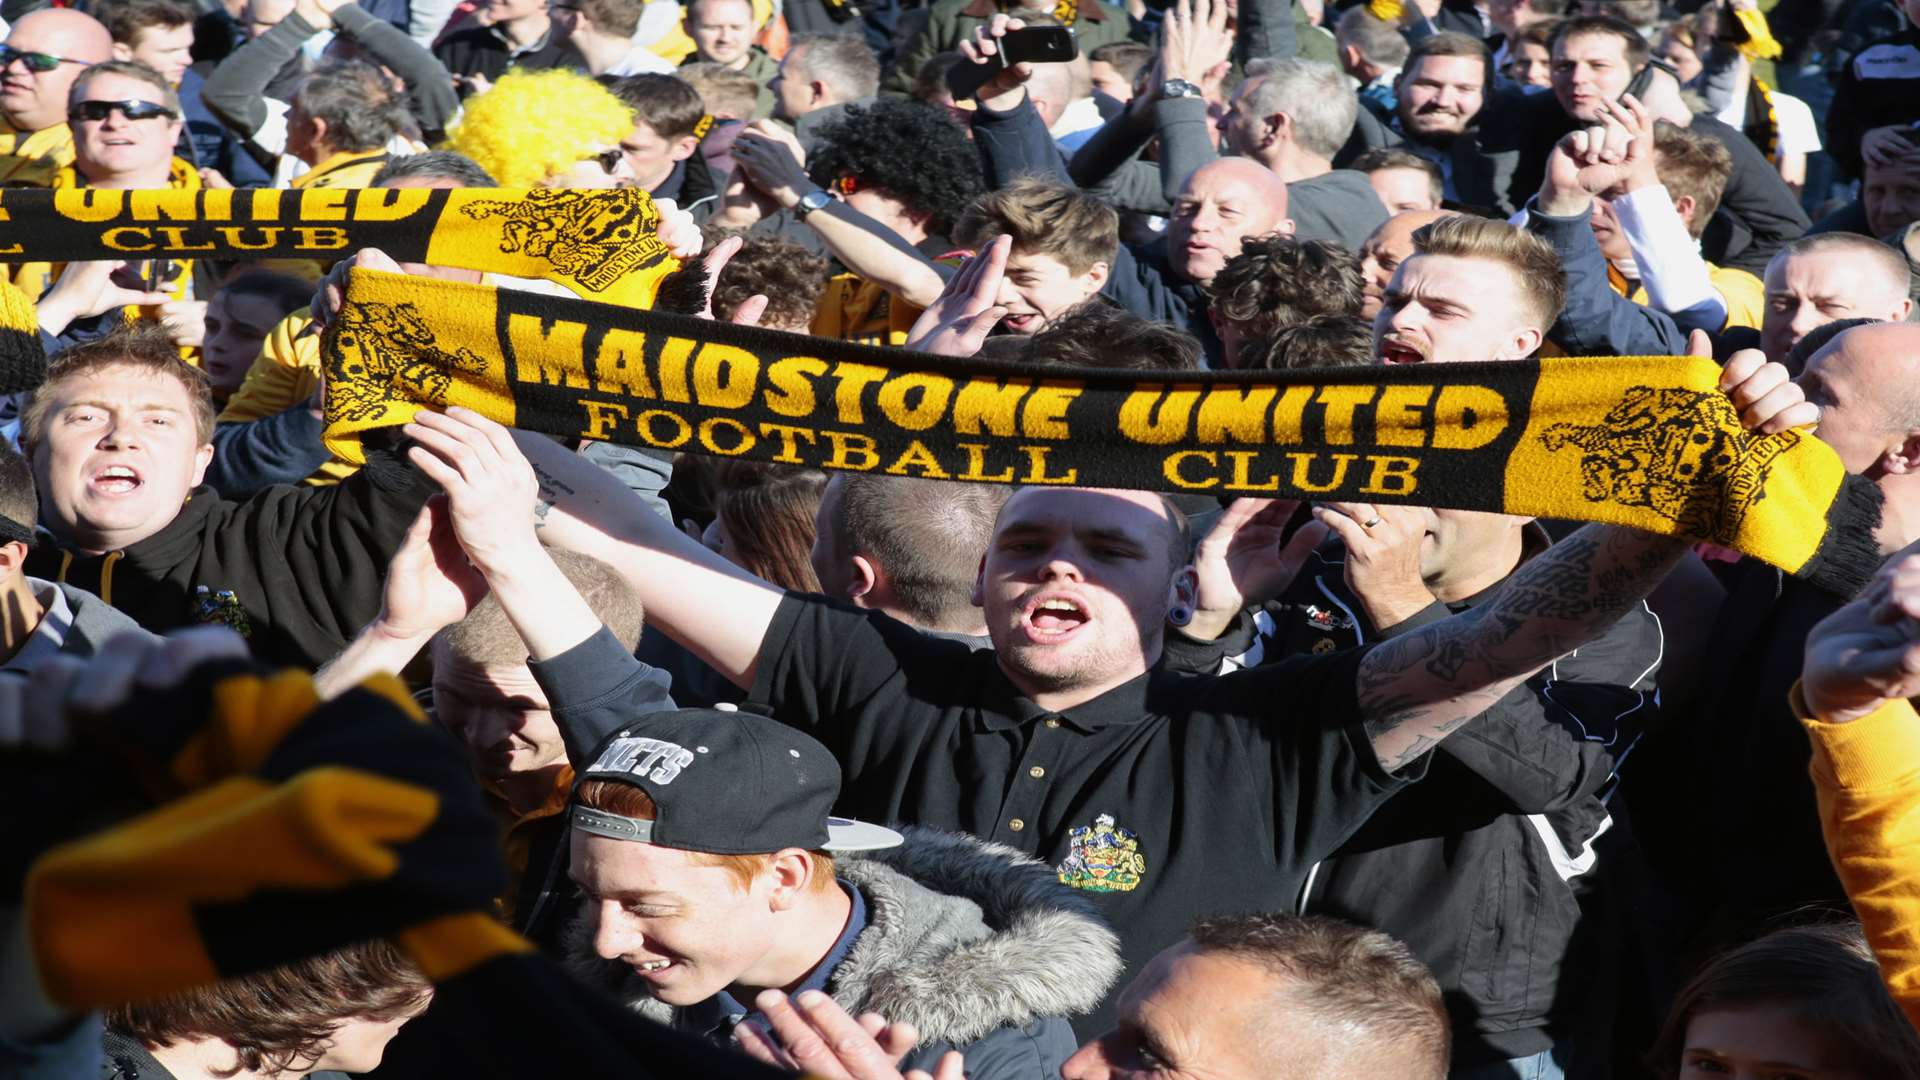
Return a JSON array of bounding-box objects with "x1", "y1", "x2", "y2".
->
[
  {"x1": 0, "y1": 187, "x2": 682, "y2": 307},
  {"x1": 322, "y1": 269, "x2": 1881, "y2": 594}
]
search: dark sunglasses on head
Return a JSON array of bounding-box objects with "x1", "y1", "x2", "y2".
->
[
  {"x1": 70, "y1": 99, "x2": 178, "y2": 123},
  {"x1": 0, "y1": 44, "x2": 91, "y2": 73},
  {"x1": 583, "y1": 147, "x2": 625, "y2": 174}
]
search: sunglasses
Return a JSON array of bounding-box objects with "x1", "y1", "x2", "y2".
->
[
  {"x1": 831, "y1": 174, "x2": 861, "y2": 196},
  {"x1": 582, "y1": 147, "x2": 625, "y2": 174},
  {"x1": 0, "y1": 44, "x2": 91, "y2": 73},
  {"x1": 70, "y1": 99, "x2": 178, "y2": 123}
]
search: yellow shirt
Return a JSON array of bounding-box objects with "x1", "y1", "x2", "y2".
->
[
  {"x1": 809, "y1": 274, "x2": 925, "y2": 347},
  {"x1": 291, "y1": 148, "x2": 394, "y2": 190},
  {"x1": 1801, "y1": 689, "x2": 1920, "y2": 1033},
  {"x1": 220, "y1": 311, "x2": 356, "y2": 485},
  {"x1": 0, "y1": 119, "x2": 73, "y2": 187},
  {"x1": 1616, "y1": 261, "x2": 1766, "y2": 332}
]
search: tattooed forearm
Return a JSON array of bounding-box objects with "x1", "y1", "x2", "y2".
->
[
  {"x1": 530, "y1": 461, "x2": 576, "y2": 531},
  {"x1": 1356, "y1": 524, "x2": 1688, "y2": 771}
]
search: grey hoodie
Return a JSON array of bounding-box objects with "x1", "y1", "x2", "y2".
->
[
  {"x1": 2, "y1": 579, "x2": 156, "y2": 675},
  {"x1": 570, "y1": 827, "x2": 1122, "y2": 1078}
]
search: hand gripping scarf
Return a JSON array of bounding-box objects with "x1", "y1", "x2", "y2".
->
[
  {"x1": 320, "y1": 268, "x2": 1883, "y2": 597},
  {"x1": 0, "y1": 185, "x2": 681, "y2": 309}
]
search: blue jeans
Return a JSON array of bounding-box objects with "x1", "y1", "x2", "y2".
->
[{"x1": 1451, "y1": 1047, "x2": 1567, "y2": 1080}]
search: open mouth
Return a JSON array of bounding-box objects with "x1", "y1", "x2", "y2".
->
[
  {"x1": 90, "y1": 464, "x2": 142, "y2": 495},
  {"x1": 1003, "y1": 312, "x2": 1041, "y2": 332},
  {"x1": 1380, "y1": 340, "x2": 1427, "y2": 365},
  {"x1": 631, "y1": 957, "x2": 678, "y2": 977},
  {"x1": 1022, "y1": 594, "x2": 1091, "y2": 642}
]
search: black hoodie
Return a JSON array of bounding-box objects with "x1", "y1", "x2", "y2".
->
[{"x1": 27, "y1": 461, "x2": 429, "y2": 669}]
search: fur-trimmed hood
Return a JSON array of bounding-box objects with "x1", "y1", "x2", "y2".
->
[{"x1": 568, "y1": 826, "x2": 1122, "y2": 1046}]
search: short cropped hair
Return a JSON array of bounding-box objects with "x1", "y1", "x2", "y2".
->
[
  {"x1": 608, "y1": 73, "x2": 706, "y2": 140},
  {"x1": 1089, "y1": 40, "x2": 1153, "y2": 83},
  {"x1": 107, "y1": 939, "x2": 429, "y2": 1077},
  {"x1": 574, "y1": 771, "x2": 836, "y2": 891},
  {"x1": 24, "y1": 323, "x2": 215, "y2": 447},
  {"x1": 1335, "y1": 6, "x2": 1409, "y2": 69},
  {"x1": 446, "y1": 68, "x2": 636, "y2": 187},
  {"x1": 952, "y1": 177, "x2": 1119, "y2": 276},
  {"x1": 369, "y1": 149, "x2": 498, "y2": 187},
  {"x1": 437, "y1": 549, "x2": 644, "y2": 666},
  {"x1": 577, "y1": 0, "x2": 645, "y2": 37},
  {"x1": 1189, "y1": 913, "x2": 1449, "y2": 1078},
  {"x1": 703, "y1": 231, "x2": 829, "y2": 330},
  {"x1": 679, "y1": 62, "x2": 760, "y2": 120},
  {"x1": 1770, "y1": 231, "x2": 1915, "y2": 301},
  {"x1": 786, "y1": 33, "x2": 881, "y2": 103},
  {"x1": 98, "y1": 0, "x2": 196, "y2": 43},
  {"x1": 808, "y1": 98, "x2": 984, "y2": 232},
  {"x1": 1650, "y1": 121, "x2": 1732, "y2": 238},
  {"x1": 1022, "y1": 303, "x2": 1202, "y2": 371},
  {"x1": 1242, "y1": 314, "x2": 1377, "y2": 370},
  {"x1": 1403, "y1": 30, "x2": 1492, "y2": 89},
  {"x1": 0, "y1": 441, "x2": 37, "y2": 534},
  {"x1": 1551, "y1": 13, "x2": 1650, "y2": 70},
  {"x1": 1239, "y1": 59, "x2": 1356, "y2": 160},
  {"x1": 1411, "y1": 214, "x2": 1567, "y2": 330},
  {"x1": 71, "y1": 59, "x2": 180, "y2": 116},
  {"x1": 1210, "y1": 234, "x2": 1365, "y2": 342},
  {"x1": 832, "y1": 475, "x2": 1008, "y2": 630},
  {"x1": 1353, "y1": 147, "x2": 1444, "y2": 205},
  {"x1": 1649, "y1": 923, "x2": 1920, "y2": 1080},
  {"x1": 294, "y1": 59, "x2": 407, "y2": 153}
]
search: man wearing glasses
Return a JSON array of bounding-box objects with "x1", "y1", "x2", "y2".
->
[{"x1": 0, "y1": 8, "x2": 113, "y2": 186}]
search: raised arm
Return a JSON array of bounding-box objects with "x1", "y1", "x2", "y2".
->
[{"x1": 1357, "y1": 336, "x2": 1819, "y2": 771}]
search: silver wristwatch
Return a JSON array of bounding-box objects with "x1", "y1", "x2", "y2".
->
[
  {"x1": 1159, "y1": 78, "x2": 1203, "y2": 101},
  {"x1": 795, "y1": 188, "x2": 834, "y2": 219}
]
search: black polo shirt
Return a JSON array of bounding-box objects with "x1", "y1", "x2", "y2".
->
[{"x1": 749, "y1": 593, "x2": 1413, "y2": 1038}]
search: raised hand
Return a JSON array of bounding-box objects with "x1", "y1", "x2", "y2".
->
[
  {"x1": 1539, "y1": 94, "x2": 1649, "y2": 215},
  {"x1": 33, "y1": 260, "x2": 173, "y2": 336},
  {"x1": 1803, "y1": 548, "x2": 1920, "y2": 722},
  {"x1": 692, "y1": 234, "x2": 769, "y2": 325},
  {"x1": 1716, "y1": 331, "x2": 1818, "y2": 434},
  {"x1": 958, "y1": 13, "x2": 1033, "y2": 109},
  {"x1": 1314, "y1": 502, "x2": 1437, "y2": 631},
  {"x1": 1186, "y1": 498, "x2": 1328, "y2": 641},
  {"x1": 311, "y1": 248, "x2": 405, "y2": 330},
  {"x1": 1160, "y1": 0, "x2": 1232, "y2": 85},
  {"x1": 734, "y1": 989, "x2": 966, "y2": 1080},
  {"x1": 904, "y1": 234, "x2": 1010, "y2": 357},
  {"x1": 371, "y1": 495, "x2": 489, "y2": 643},
  {"x1": 400, "y1": 406, "x2": 544, "y2": 578}
]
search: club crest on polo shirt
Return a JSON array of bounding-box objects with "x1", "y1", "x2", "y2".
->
[
  {"x1": 192, "y1": 586, "x2": 252, "y2": 637},
  {"x1": 1302, "y1": 603, "x2": 1353, "y2": 633},
  {"x1": 1057, "y1": 813, "x2": 1146, "y2": 893},
  {"x1": 590, "y1": 735, "x2": 699, "y2": 784}
]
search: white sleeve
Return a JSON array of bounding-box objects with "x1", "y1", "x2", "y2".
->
[
  {"x1": 409, "y1": 0, "x2": 461, "y2": 46},
  {"x1": 1613, "y1": 183, "x2": 1726, "y2": 327},
  {"x1": 1772, "y1": 93, "x2": 1822, "y2": 155}
]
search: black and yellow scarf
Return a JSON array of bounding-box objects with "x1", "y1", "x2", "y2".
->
[
  {"x1": 0, "y1": 186, "x2": 682, "y2": 310},
  {"x1": 320, "y1": 268, "x2": 1882, "y2": 595}
]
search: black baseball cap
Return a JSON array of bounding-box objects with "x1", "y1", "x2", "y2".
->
[{"x1": 571, "y1": 709, "x2": 904, "y2": 855}]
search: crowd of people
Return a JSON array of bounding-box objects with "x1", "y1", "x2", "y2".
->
[{"x1": 1, "y1": 0, "x2": 1920, "y2": 1075}]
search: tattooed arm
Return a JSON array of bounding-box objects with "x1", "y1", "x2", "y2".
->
[
  {"x1": 1359, "y1": 335, "x2": 1821, "y2": 771},
  {"x1": 1357, "y1": 526, "x2": 1689, "y2": 771}
]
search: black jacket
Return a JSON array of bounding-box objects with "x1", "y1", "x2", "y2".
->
[
  {"x1": 26, "y1": 461, "x2": 429, "y2": 669},
  {"x1": 1164, "y1": 530, "x2": 1662, "y2": 1065},
  {"x1": 1826, "y1": 23, "x2": 1920, "y2": 180},
  {"x1": 1355, "y1": 97, "x2": 1520, "y2": 215}
]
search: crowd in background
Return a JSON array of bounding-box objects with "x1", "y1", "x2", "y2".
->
[{"x1": 3, "y1": 0, "x2": 1920, "y2": 1076}]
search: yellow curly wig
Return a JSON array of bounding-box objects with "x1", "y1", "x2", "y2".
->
[{"x1": 443, "y1": 69, "x2": 636, "y2": 188}]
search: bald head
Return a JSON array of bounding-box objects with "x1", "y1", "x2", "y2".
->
[
  {"x1": 1168, "y1": 158, "x2": 1295, "y2": 285},
  {"x1": 1360, "y1": 208, "x2": 1457, "y2": 318},
  {"x1": 1799, "y1": 322, "x2": 1920, "y2": 477},
  {"x1": 1, "y1": 9, "x2": 113, "y2": 132}
]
